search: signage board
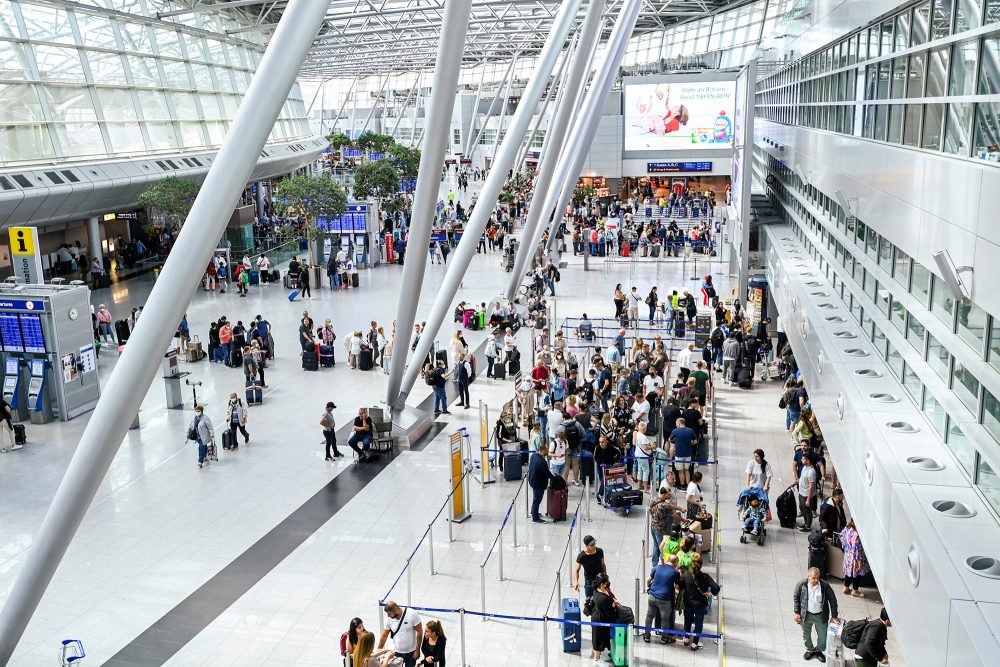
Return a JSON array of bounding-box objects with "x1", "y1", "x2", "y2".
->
[
  {"x1": 8, "y1": 227, "x2": 43, "y2": 284},
  {"x1": 624, "y1": 80, "x2": 736, "y2": 151},
  {"x1": 647, "y1": 161, "x2": 713, "y2": 173}
]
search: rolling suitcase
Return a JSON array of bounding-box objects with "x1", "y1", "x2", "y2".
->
[
  {"x1": 115, "y1": 320, "x2": 131, "y2": 344},
  {"x1": 775, "y1": 485, "x2": 797, "y2": 528},
  {"x1": 492, "y1": 363, "x2": 506, "y2": 380},
  {"x1": 650, "y1": 245, "x2": 661, "y2": 258},
  {"x1": 270, "y1": 269, "x2": 279, "y2": 283},
  {"x1": 435, "y1": 349, "x2": 448, "y2": 366},
  {"x1": 302, "y1": 347, "x2": 319, "y2": 371},
  {"x1": 547, "y1": 487, "x2": 568, "y2": 521},
  {"x1": 737, "y1": 367, "x2": 753, "y2": 389},
  {"x1": 503, "y1": 451, "x2": 522, "y2": 480},
  {"x1": 674, "y1": 316, "x2": 685, "y2": 337},
  {"x1": 463, "y1": 310, "x2": 475, "y2": 329},
  {"x1": 283, "y1": 272, "x2": 295, "y2": 289},
  {"x1": 508, "y1": 359, "x2": 521, "y2": 376},
  {"x1": 808, "y1": 531, "x2": 828, "y2": 576},
  {"x1": 245, "y1": 378, "x2": 261, "y2": 404},
  {"x1": 222, "y1": 429, "x2": 235, "y2": 450},
  {"x1": 562, "y1": 598, "x2": 582, "y2": 653},
  {"x1": 230, "y1": 347, "x2": 243, "y2": 369},
  {"x1": 359, "y1": 348, "x2": 374, "y2": 371},
  {"x1": 288, "y1": 289, "x2": 299, "y2": 301},
  {"x1": 351, "y1": 273, "x2": 360, "y2": 287},
  {"x1": 621, "y1": 243, "x2": 629, "y2": 258},
  {"x1": 249, "y1": 270, "x2": 260, "y2": 285},
  {"x1": 319, "y1": 344, "x2": 335, "y2": 367},
  {"x1": 475, "y1": 311, "x2": 486, "y2": 330},
  {"x1": 13, "y1": 424, "x2": 26, "y2": 445}
]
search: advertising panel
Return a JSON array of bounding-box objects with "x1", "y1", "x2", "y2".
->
[{"x1": 624, "y1": 81, "x2": 736, "y2": 152}]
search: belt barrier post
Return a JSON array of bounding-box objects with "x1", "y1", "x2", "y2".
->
[
  {"x1": 556, "y1": 570, "x2": 562, "y2": 606},
  {"x1": 567, "y1": 522, "x2": 575, "y2": 585},
  {"x1": 629, "y1": 621, "x2": 636, "y2": 665},
  {"x1": 480, "y1": 564, "x2": 486, "y2": 619},
  {"x1": 428, "y1": 523, "x2": 435, "y2": 575},
  {"x1": 406, "y1": 561, "x2": 412, "y2": 606},
  {"x1": 460, "y1": 608, "x2": 468, "y2": 667},
  {"x1": 542, "y1": 616, "x2": 549, "y2": 667},
  {"x1": 585, "y1": 477, "x2": 591, "y2": 522},
  {"x1": 513, "y1": 491, "x2": 519, "y2": 548},
  {"x1": 448, "y1": 514, "x2": 454, "y2": 543},
  {"x1": 640, "y1": 539, "x2": 647, "y2": 591},
  {"x1": 718, "y1": 633, "x2": 725, "y2": 667},
  {"x1": 525, "y1": 483, "x2": 530, "y2": 519},
  {"x1": 498, "y1": 526, "x2": 505, "y2": 582},
  {"x1": 634, "y1": 578, "x2": 640, "y2": 636}
]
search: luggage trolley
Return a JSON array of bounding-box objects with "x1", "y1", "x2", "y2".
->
[
  {"x1": 600, "y1": 464, "x2": 642, "y2": 516},
  {"x1": 60, "y1": 639, "x2": 85, "y2": 665}
]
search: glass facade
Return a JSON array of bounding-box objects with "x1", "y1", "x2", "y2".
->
[
  {"x1": 0, "y1": 0, "x2": 311, "y2": 167},
  {"x1": 757, "y1": 0, "x2": 1000, "y2": 162}
]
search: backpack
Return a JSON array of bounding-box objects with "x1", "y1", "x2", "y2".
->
[
  {"x1": 841, "y1": 619, "x2": 869, "y2": 650},
  {"x1": 339, "y1": 631, "x2": 350, "y2": 656},
  {"x1": 710, "y1": 328, "x2": 724, "y2": 347}
]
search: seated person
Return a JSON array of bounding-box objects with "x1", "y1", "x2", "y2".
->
[
  {"x1": 454, "y1": 301, "x2": 467, "y2": 322},
  {"x1": 348, "y1": 408, "x2": 374, "y2": 455},
  {"x1": 577, "y1": 313, "x2": 595, "y2": 340}
]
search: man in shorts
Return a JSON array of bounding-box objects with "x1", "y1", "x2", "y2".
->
[{"x1": 668, "y1": 417, "x2": 696, "y2": 487}]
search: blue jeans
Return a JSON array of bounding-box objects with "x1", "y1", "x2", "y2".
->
[
  {"x1": 651, "y1": 529, "x2": 664, "y2": 567},
  {"x1": 649, "y1": 305, "x2": 656, "y2": 323},
  {"x1": 394, "y1": 654, "x2": 417, "y2": 667},
  {"x1": 348, "y1": 432, "x2": 372, "y2": 455},
  {"x1": 713, "y1": 346, "x2": 724, "y2": 367},
  {"x1": 197, "y1": 439, "x2": 207, "y2": 464},
  {"x1": 743, "y1": 517, "x2": 762, "y2": 533},
  {"x1": 683, "y1": 607, "x2": 707, "y2": 641},
  {"x1": 787, "y1": 409, "x2": 800, "y2": 430},
  {"x1": 433, "y1": 385, "x2": 447, "y2": 412},
  {"x1": 332, "y1": 273, "x2": 341, "y2": 288}
]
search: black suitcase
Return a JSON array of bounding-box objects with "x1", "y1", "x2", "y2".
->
[
  {"x1": 245, "y1": 377, "x2": 261, "y2": 404},
  {"x1": 13, "y1": 424, "x2": 26, "y2": 445},
  {"x1": 508, "y1": 359, "x2": 521, "y2": 376},
  {"x1": 302, "y1": 348, "x2": 319, "y2": 371},
  {"x1": 359, "y1": 348, "x2": 374, "y2": 371},
  {"x1": 230, "y1": 347, "x2": 243, "y2": 369},
  {"x1": 503, "y1": 451, "x2": 522, "y2": 480},
  {"x1": 606, "y1": 486, "x2": 643, "y2": 507},
  {"x1": 674, "y1": 316, "x2": 685, "y2": 337},
  {"x1": 319, "y1": 344, "x2": 335, "y2": 367},
  {"x1": 775, "y1": 486, "x2": 797, "y2": 528},
  {"x1": 222, "y1": 429, "x2": 236, "y2": 450},
  {"x1": 351, "y1": 273, "x2": 360, "y2": 287},
  {"x1": 492, "y1": 363, "x2": 506, "y2": 380},
  {"x1": 435, "y1": 349, "x2": 448, "y2": 366},
  {"x1": 115, "y1": 320, "x2": 131, "y2": 344},
  {"x1": 737, "y1": 367, "x2": 753, "y2": 389}
]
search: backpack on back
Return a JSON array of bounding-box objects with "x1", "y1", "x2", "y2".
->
[{"x1": 841, "y1": 619, "x2": 869, "y2": 650}]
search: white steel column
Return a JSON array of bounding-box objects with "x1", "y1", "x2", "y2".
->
[
  {"x1": 360, "y1": 74, "x2": 391, "y2": 134},
  {"x1": 515, "y1": 41, "x2": 570, "y2": 172},
  {"x1": 463, "y1": 63, "x2": 490, "y2": 156},
  {"x1": 489, "y1": 53, "x2": 519, "y2": 161},
  {"x1": 86, "y1": 216, "x2": 103, "y2": 267},
  {"x1": 390, "y1": 73, "x2": 421, "y2": 139},
  {"x1": 505, "y1": 0, "x2": 604, "y2": 299},
  {"x1": 0, "y1": 0, "x2": 334, "y2": 661},
  {"x1": 333, "y1": 76, "x2": 358, "y2": 135},
  {"x1": 395, "y1": 0, "x2": 583, "y2": 404},
  {"x1": 384, "y1": 0, "x2": 473, "y2": 409},
  {"x1": 536, "y1": 0, "x2": 643, "y2": 260},
  {"x1": 467, "y1": 57, "x2": 517, "y2": 162}
]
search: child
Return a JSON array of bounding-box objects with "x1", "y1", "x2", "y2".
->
[
  {"x1": 660, "y1": 524, "x2": 683, "y2": 564},
  {"x1": 743, "y1": 497, "x2": 767, "y2": 535}
]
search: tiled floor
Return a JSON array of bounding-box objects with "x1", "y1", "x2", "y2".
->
[{"x1": 0, "y1": 171, "x2": 905, "y2": 666}]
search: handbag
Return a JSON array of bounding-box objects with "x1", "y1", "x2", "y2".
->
[{"x1": 614, "y1": 604, "x2": 635, "y2": 625}]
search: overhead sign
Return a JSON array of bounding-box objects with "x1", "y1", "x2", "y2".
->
[
  {"x1": 8, "y1": 227, "x2": 43, "y2": 284},
  {"x1": 0, "y1": 299, "x2": 44, "y2": 311},
  {"x1": 647, "y1": 161, "x2": 713, "y2": 173}
]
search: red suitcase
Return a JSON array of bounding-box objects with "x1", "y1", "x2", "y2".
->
[
  {"x1": 463, "y1": 309, "x2": 475, "y2": 329},
  {"x1": 547, "y1": 488, "x2": 568, "y2": 521},
  {"x1": 622, "y1": 244, "x2": 629, "y2": 258}
]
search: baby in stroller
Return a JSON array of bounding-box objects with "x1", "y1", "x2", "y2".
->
[{"x1": 738, "y1": 487, "x2": 769, "y2": 546}]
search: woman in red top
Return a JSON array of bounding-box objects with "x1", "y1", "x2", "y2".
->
[{"x1": 530, "y1": 359, "x2": 550, "y2": 390}]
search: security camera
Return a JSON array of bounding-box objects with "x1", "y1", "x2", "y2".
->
[{"x1": 932, "y1": 249, "x2": 972, "y2": 301}]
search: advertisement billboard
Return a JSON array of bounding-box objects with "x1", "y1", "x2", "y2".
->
[{"x1": 624, "y1": 81, "x2": 736, "y2": 152}]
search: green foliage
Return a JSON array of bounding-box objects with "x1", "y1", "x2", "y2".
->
[
  {"x1": 274, "y1": 175, "x2": 349, "y2": 255},
  {"x1": 328, "y1": 131, "x2": 354, "y2": 151},
  {"x1": 353, "y1": 158, "x2": 402, "y2": 208},
  {"x1": 138, "y1": 177, "x2": 201, "y2": 226},
  {"x1": 572, "y1": 184, "x2": 595, "y2": 204},
  {"x1": 388, "y1": 143, "x2": 421, "y2": 189},
  {"x1": 355, "y1": 131, "x2": 395, "y2": 155}
]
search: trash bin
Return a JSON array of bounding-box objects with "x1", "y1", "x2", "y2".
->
[{"x1": 561, "y1": 598, "x2": 581, "y2": 653}]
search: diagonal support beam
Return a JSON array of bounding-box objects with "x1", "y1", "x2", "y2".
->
[
  {"x1": 384, "y1": 0, "x2": 473, "y2": 409},
  {"x1": 394, "y1": 0, "x2": 584, "y2": 407},
  {"x1": 0, "y1": 0, "x2": 336, "y2": 662}
]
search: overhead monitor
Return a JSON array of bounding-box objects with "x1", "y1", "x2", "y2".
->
[
  {"x1": 19, "y1": 313, "x2": 45, "y2": 354},
  {"x1": 0, "y1": 313, "x2": 23, "y2": 352},
  {"x1": 623, "y1": 80, "x2": 736, "y2": 152}
]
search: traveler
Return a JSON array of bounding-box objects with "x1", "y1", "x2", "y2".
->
[
  {"x1": 793, "y1": 567, "x2": 839, "y2": 662},
  {"x1": 349, "y1": 331, "x2": 363, "y2": 369},
  {"x1": 549, "y1": 431, "x2": 568, "y2": 476},
  {"x1": 681, "y1": 553, "x2": 720, "y2": 651},
  {"x1": 298, "y1": 263, "x2": 311, "y2": 299},
  {"x1": 613, "y1": 283, "x2": 626, "y2": 319},
  {"x1": 854, "y1": 608, "x2": 891, "y2": 667},
  {"x1": 593, "y1": 435, "x2": 620, "y2": 501},
  {"x1": 721, "y1": 334, "x2": 741, "y2": 384},
  {"x1": 572, "y1": 535, "x2": 607, "y2": 598},
  {"x1": 627, "y1": 287, "x2": 641, "y2": 326},
  {"x1": 646, "y1": 286, "x2": 658, "y2": 324},
  {"x1": 528, "y1": 444, "x2": 553, "y2": 523},
  {"x1": 421, "y1": 620, "x2": 447, "y2": 666},
  {"x1": 218, "y1": 319, "x2": 233, "y2": 365},
  {"x1": 840, "y1": 519, "x2": 870, "y2": 597},
  {"x1": 348, "y1": 408, "x2": 374, "y2": 458},
  {"x1": 90, "y1": 257, "x2": 104, "y2": 290},
  {"x1": 455, "y1": 352, "x2": 471, "y2": 409},
  {"x1": 344, "y1": 617, "x2": 366, "y2": 662},
  {"x1": 485, "y1": 331, "x2": 500, "y2": 378},
  {"x1": 0, "y1": 396, "x2": 16, "y2": 451},
  {"x1": 321, "y1": 401, "x2": 343, "y2": 460},
  {"x1": 225, "y1": 393, "x2": 249, "y2": 449},
  {"x1": 819, "y1": 488, "x2": 847, "y2": 537},
  {"x1": 676, "y1": 343, "x2": 694, "y2": 383},
  {"x1": 590, "y1": 573, "x2": 618, "y2": 665},
  {"x1": 190, "y1": 405, "x2": 214, "y2": 468},
  {"x1": 96, "y1": 304, "x2": 114, "y2": 344},
  {"x1": 633, "y1": 422, "x2": 654, "y2": 492},
  {"x1": 668, "y1": 417, "x2": 696, "y2": 487},
  {"x1": 685, "y1": 471, "x2": 705, "y2": 521},
  {"x1": 647, "y1": 485, "x2": 682, "y2": 567},
  {"x1": 378, "y1": 601, "x2": 423, "y2": 667},
  {"x1": 744, "y1": 448, "x2": 773, "y2": 492},
  {"x1": 796, "y1": 451, "x2": 819, "y2": 532},
  {"x1": 643, "y1": 554, "x2": 680, "y2": 644},
  {"x1": 689, "y1": 361, "x2": 711, "y2": 402},
  {"x1": 430, "y1": 359, "x2": 452, "y2": 415}
]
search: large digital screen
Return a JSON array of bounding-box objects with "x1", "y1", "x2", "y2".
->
[
  {"x1": 0, "y1": 313, "x2": 23, "y2": 353},
  {"x1": 624, "y1": 81, "x2": 736, "y2": 152},
  {"x1": 20, "y1": 313, "x2": 45, "y2": 354}
]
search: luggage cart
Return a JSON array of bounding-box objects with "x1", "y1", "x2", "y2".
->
[
  {"x1": 60, "y1": 639, "x2": 85, "y2": 665},
  {"x1": 600, "y1": 465, "x2": 641, "y2": 516}
]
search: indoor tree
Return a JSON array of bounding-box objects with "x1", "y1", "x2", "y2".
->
[
  {"x1": 273, "y1": 174, "x2": 348, "y2": 265},
  {"x1": 137, "y1": 177, "x2": 201, "y2": 230},
  {"x1": 355, "y1": 131, "x2": 396, "y2": 160},
  {"x1": 388, "y1": 143, "x2": 421, "y2": 192},
  {"x1": 353, "y1": 158, "x2": 405, "y2": 225}
]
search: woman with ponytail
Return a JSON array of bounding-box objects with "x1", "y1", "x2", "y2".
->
[
  {"x1": 681, "y1": 554, "x2": 720, "y2": 651},
  {"x1": 745, "y1": 448, "x2": 773, "y2": 493}
]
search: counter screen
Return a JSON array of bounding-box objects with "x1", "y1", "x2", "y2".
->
[
  {"x1": 30, "y1": 359, "x2": 44, "y2": 376},
  {"x1": 20, "y1": 314, "x2": 45, "y2": 354},
  {"x1": 0, "y1": 313, "x2": 23, "y2": 352},
  {"x1": 5, "y1": 357, "x2": 17, "y2": 375}
]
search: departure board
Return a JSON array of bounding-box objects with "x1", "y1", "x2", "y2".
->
[
  {"x1": 20, "y1": 314, "x2": 45, "y2": 354},
  {"x1": 0, "y1": 313, "x2": 23, "y2": 352}
]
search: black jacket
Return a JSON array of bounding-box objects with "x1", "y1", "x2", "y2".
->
[
  {"x1": 819, "y1": 501, "x2": 847, "y2": 535},
  {"x1": 855, "y1": 620, "x2": 888, "y2": 662}
]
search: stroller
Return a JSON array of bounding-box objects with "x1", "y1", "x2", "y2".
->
[{"x1": 737, "y1": 487, "x2": 770, "y2": 546}]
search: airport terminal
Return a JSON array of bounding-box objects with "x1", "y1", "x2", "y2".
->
[{"x1": 0, "y1": 0, "x2": 997, "y2": 665}]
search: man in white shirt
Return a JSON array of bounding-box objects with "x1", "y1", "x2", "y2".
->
[
  {"x1": 547, "y1": 401, "x2": 564, "y2": 443},
  {"x1": 793, "y1": 568, "x2": 839, "y2": 661},
  {"x1": 241, "y1": 254, "x2": 252, "y2": 272},
  {"x1": 631, "y1": 394, "x2": 650, "y2": 424},
  {"x1": 676, "y1": 342, "x2": 695, "y2": 383},
  {"x1": 627, "y1": 287, "x2": 642, "y2": 326},
  {"x1": 642, "y1": 371, "x2": 664, "y2": 404},
  {"x1": 503, "y1": 328, "x2": 516, "y2": 355},
  {"x1": 378, "y1": 600, "x2": 423, "y2": 666}
]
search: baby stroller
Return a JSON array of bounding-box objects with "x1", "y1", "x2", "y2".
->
[{"x1": 737, "y1": 487, "x2": 769, "y2": 546}]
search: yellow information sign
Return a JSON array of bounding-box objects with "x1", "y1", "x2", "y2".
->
[
  {"x1": 8, "y1": 227, "x2": 35, "y2": 255},
  {"x1": 8, "y1": 227, "x2": 43, "y2": 283},
  {"x1": 450, "y1": 431, "x2": 469, "y2": 522}
]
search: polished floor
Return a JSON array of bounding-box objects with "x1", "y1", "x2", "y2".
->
[{"x1": 0, "y1": 174, "x2": 904, "y2": 666}]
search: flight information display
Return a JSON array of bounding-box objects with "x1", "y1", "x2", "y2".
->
[
  {"x1": 317, "y1": 206, "x2": 367, "y2": 233},
  {"x1": 0, "y1": 313, "x2": 23, "y2": 352},
  {"x1": 20, "y1": 313, "x2": 45, "y2": 354}
]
